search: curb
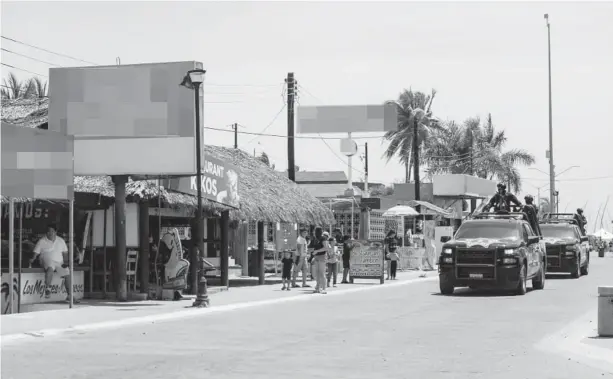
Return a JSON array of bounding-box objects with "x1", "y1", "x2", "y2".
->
[{"x1": 1, "y1": 275, "x2": 437, "y2": 346}]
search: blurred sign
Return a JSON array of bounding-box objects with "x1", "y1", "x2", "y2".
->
[
  {"x1": 1, "y1": 123, "x2": 74, "y2": 200},
  {"x1": 361, "y1": 198, "x2": 381, "y2": 210},
  {"x1": 349, "y1": 240, "x2": 384, "y2": 282},
  {"x1": 297, "y1": 104, "x2": 397, "y2": 134}
]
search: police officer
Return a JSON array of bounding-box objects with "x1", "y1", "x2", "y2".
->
[
  {"x1": 574, "y1": 208, "x2": 587, "y2": 235},
  {"x1": 523, "y1": 195, "x2": 542, "y2": 237},
  {"x1": 484, "y1": 183, "x2": 523, "y2": 212}
]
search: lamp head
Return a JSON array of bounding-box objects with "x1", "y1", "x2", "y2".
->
[{"x1": 179, "y1": 68, "x2": 206, "y2": 89}]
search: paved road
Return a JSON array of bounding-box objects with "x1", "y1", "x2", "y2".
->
[{"x1": 3, "y1": 254, "x2": 612, "y2": 379}]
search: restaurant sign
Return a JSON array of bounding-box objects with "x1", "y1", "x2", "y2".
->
[
  {"x1": 1, "y1": 271, "x2": 85, "y2": 314},
  {"x1": 166, "y1": 154, "x2": 240, "y2": 208}
]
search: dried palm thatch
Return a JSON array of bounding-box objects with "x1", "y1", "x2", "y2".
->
[
  {"x1": 1, "y1": 100, "x2": 334, "y2": 224},
  {"x1": 204, "y1": 145, "x2": 334, "y2": 224},
  {"x1": 1, "y1": 98, "x2": 49, "y2": 129}
]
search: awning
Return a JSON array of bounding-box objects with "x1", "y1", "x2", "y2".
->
[{"x1": 406, "y1": 200, "x2": 454, "y2": 218}]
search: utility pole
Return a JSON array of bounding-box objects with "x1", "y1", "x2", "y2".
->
[
  {"x1": 545, "y1": 14, "x2": 556, "y2": 216},
  {"x1": 232, "y1": 123, "x2": 238, "y2": 149},
  {"x1": 286, "y1": 72, "x2": 296, "y2": 182},
  {"x1": 364, "y1": 142, "x2": 369, "y2": 194},
  {"x1": 469, "y1": 130, "x2": 476, "y2": 212}
]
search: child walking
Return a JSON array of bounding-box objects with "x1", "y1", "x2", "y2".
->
[
  {"x1": 326, "y1": 235, "x2": 340, "y2": 288},
  {"x1": 281, "y1": 251, "x2": 294, "y2": 291}
]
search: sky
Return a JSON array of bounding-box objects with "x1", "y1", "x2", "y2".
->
[{"x1": 1, "y1": 1, "x2": 612, "y2": 232}]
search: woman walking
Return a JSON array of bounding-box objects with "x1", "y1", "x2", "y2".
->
[{"x1": 384, "y1": 230, "x2": 399, "y2": 280}]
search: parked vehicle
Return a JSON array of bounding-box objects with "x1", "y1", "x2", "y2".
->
[{"x1": 438, "y1": 212, "x2": 546, "y2": 296}]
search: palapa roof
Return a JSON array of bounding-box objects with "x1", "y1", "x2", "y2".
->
[{"x1": 1, "y1": 98, "x2": 333, "y2": 225}]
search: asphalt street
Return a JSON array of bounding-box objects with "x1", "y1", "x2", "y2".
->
[{"x1": 2, "y1": 253, "x2": 612, "y2": 379}]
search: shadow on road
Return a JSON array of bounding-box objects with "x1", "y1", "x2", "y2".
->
[
  {"x1": 430, "y1": 287, "x2": 534, "y2": 298},
  {"x1": 545, "y1": 274, "x2": 574, "y2": 280}
]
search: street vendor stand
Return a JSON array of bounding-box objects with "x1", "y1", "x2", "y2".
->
[
  {"x1": 382, "y1": 205, "x2": 422, "y2": 270},
  {"x1": 1, "y1": 123, "x2": 76, "y2": 313}
]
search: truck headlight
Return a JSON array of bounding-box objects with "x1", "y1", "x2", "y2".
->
[
  {"x1": 443, "y1": 257, "x2": 453, "y2": 264},
  {"x1": 503, "y1": 257, "x2": 517, "y2": 264},
  {"x1": 565, "y1": 245, "x2": 576, "y2": 251},
  {"x1": 442, "y1": 248, "x2": 452, "y2": 255},
  {"x1": 565, "y1": 251, "x2": 575, "y2": 256},
  {"x1": 504, "y1": 249, "x2": 515, "y2": 255}
]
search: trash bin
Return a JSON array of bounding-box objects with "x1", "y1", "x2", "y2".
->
[
  {"x1": 599, "y1": 248, "x2": 605, "y2": 258},
  {"x1": 598, "y1": 286, "x2": 613, "y2": 337}
]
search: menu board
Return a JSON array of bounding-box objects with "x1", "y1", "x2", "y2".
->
[{"x1": 349, "y1": 239, "x2": 385, "y2": 284}]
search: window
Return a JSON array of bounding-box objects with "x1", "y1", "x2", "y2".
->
[{"x1": 522, "y1": 224, "x2": 530, "y2": 241}]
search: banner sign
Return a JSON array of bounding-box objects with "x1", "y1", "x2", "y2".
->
[
  {"x1": 166, "y1": 154, "x2": 240, "y2": 208},
  {"x1": 349, "y1": 239, "x2": 385, "y2": 283},
  {"x1": 1, "y1": 271, "x2": 84, "y2": 314}
]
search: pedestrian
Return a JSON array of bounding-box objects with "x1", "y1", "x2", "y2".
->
[
  {"x1": 384, "y1": 230, "x2": 398, "y2": 280},
  {"x1": 292, "y1": 229, "x2": 310, "y2": 288},
  {"x1": 309, "y1": 227, "x2": 328, "y2": 294},
  {"x1": 341, "y1": 235, "x2": 353, "y2": 284},
  {"x1": 281, "y1": 251, "x2": 293, "y2": 291},
  {"x1": 326, "y1": 234, "x2": 340, "y2": 288},
  {"x1": 388, "y1": 244, "x2": 400, "y2": 280}
]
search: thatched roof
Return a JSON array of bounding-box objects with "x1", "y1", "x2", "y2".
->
[{"x1": 1, "y1": 98, "x2": 334, "y2": 225}]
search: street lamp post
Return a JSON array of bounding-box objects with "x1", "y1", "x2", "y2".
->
[
  {"x1": 180, "y1": 68, "x2": 209, "y2": 308},
  {"x1": 545, "y1": 14, "x2": 555, "y2": 221}
]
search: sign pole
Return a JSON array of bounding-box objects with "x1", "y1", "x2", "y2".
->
[
  {"x1": 69, "y1": 198, "x2": 74, "y2": 308},
  {"x1": 18, "y1": 203, "x2": 23, "y2": 313},
  {"x1": 8, "y1": 198, "x2": 15, "y2": 314}
]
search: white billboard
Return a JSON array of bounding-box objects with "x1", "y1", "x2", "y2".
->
[
  {"x1": 48, "y1": 61, "x2": 202, "y2": 176},
  {"x1": 297, "y1": 103, "x2": 397, "y2": 134}
]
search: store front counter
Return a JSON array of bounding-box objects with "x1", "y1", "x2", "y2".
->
[{"x1": 1, "y1": 267, "x2": 87, "y2": 314}]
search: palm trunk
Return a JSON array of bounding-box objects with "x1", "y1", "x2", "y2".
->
[{"x1": 405, "y1": 156, "x2": 413, "y2": 183}]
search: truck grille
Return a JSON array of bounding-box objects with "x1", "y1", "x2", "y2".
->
[
  {"x1": 546, "y1": 246, "x2": 562, "y2": 268},
  {"x1": 455, "y1": 248, "x2": 496, "y2": 280}
]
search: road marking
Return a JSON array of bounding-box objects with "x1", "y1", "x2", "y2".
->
[
  {"x1": 1, "y1": 275, "x2": 438, "y2": 346},
  {"x1": 535, "y1": 309, "x2": 613, "y2": 374}
]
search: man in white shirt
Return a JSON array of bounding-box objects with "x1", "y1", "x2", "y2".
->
[
  {"x1": 30, "y1": 223, "x2": 77, "y2": 302},
  {"x1": 292, "y1": 229, "x2": 310, "y2": 288}
]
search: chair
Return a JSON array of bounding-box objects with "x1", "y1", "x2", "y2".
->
[
  {"x1": 92, "y1": 249, "x2": 113, "y2": 294},
  {"x1": 126, "y1": 250, "x2": 139, "y2": 292}
]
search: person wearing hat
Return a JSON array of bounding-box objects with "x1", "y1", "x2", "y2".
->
[{"x1": 523, "y1": 195, "x2": 542, "y2": 237}]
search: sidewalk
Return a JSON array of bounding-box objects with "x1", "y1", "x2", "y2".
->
[{"x1": 1, "y1": 270, "x2": 434, "y2": 342}]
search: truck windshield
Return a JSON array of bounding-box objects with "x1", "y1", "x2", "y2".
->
[
  {"x1": 541, "y1": 225, "x2": 576, "y2": 239},
  {"x1": 455, "y1": 223, "x2": 520, "y2": 240}
]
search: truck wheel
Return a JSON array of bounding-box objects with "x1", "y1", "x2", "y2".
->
[
  {"x1": 532, "y1": 264, "x2": 545, "y2": 290},
  {"x1": 439, "y1": 273, "x2": 454, "y2": 295},
  {"x1": 515, "y1": 265, "x2": 527, "y2": 296},
  {"x1": 570, "y1": 255, "x2": 581, "y2": 278}
]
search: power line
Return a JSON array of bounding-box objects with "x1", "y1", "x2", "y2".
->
[
  {"x1": 523, "y1": 175, "x2": 613, "y2": 182},
  {"x1": 202, "y1": 125, "x2": 387, "y2": 140},
  {"x1": 1, "y1": 36, "x2": 99, "y2": 65},
  {"x1": 1, "y1": 62, "x2": 46, "y2": 77},
  {"x1": 1, "y1": 48, "x2": 62, "y2": 67},
  {"x1": 241, "y1": 104, "x2": 287, "y2": 147}
]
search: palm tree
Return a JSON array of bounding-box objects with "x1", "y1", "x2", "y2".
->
[
  {"x1": 383, "y1": 89, "x2": 440, "y2": 183},
  {"x1": 425, "y1": 114, "x2": 535, "y2": 193},
  {"x1": 27, "y1": 77, "x2": 47, "y2": 98},
  {"x1": 1, "y1": 72, "x2": 27, "y2": 99},
  {"x1": 1, "y1": 73, "x2": 47, "y2": 99}
]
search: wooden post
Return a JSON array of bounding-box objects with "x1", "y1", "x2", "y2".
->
[
  {"x1": 257, "y1": 221, "x2": 265, "y2": 285},
  {"x1": 112, "y1": 175, "x2": 128, "y2": 301},
  {"x1": 138, "y1": 201, "x2": 150, "y2": 294},
  {"x1": 220, "y1": 211, "x2": 230, "y2": 288}
]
